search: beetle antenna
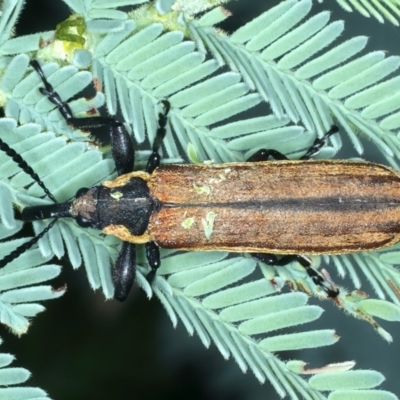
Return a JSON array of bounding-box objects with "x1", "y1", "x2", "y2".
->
[
  {"x1": 0, "y1": 137, "x2": 57, "y2": 203},
  {"x1": 0, "y1": 137, "x2": 58, "y2": 268},
  {"x1": 0, "y1": 219, "x2": 57, "y2": 269}
]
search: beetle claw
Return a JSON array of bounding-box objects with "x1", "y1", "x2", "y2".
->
[{"x1": 146, "y1": 270, "x2": 156, "y2": 284}]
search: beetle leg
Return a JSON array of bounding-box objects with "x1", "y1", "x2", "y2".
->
[
  {"x1": 247, "y1": 125, "x2": 339, "y2": 162},
  {"x1": 300, "y1": 125, "x2": 339, "y2": 160},
  {"x1": 145, "y1": 241, "x2": 161, "y2": 282},
  {"x1": 109, "y1": 121, "x2": 134, "y2": 175},
  {"x1": 251, "y1": 253, "x2": 339, "y2": 298},
  {"x1": 303, "y1": 265, "x2": 339, "y2": 299},
  {"x1": 30, "y1": 60, "x2": 134, "y2": 175},
  {"x1": 146, "y1": 100, "x2": 171, "y2": 174},
  {"x1": 64, "y1": 117, "x2": 135, "y2": 176},
  {"x1": 283, "y1": 256, "x2": 340, "y2": 298},
  {"x1": 30, "y1": 60, "x2": 74, "y2": 120},
  {"x1": 113, "y1": 241, "x2": 136, "y2": 301},
  {"x1": 247, "y1": 149, "x2": 288, "y2": 162},
  {"x1": 69, "y1": 117, "x2": 134, "y2": 176}
]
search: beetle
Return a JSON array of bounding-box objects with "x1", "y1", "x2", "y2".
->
[{"x1": 3, "y1": 60, "x2": 400, "y2": 301}]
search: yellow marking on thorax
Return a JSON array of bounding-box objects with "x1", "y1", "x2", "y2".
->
[
  {"x1": 102, "y1": 171, "x2": 151, "y2": 188},
  {"x1": 103, "y1": 225, "x2": 151, "y2": 244}
]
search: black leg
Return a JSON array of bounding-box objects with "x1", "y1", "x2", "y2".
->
[
  {"x1": 252, "y1": 253, "x2": 310, "y2": 267},
  {"x1": 30, "y1": 60, "x2": 135, "y2": 176},
  {"x1": 248, "y1": 126, "x2": 340, "y2": 298},
  {"x1": 31, "y1": 60, "x2": 171, "y2": 299},
  {"x1": 113, "y1": 241, "x2": 136, "y2": 301},
  {"x1": 300, "y1": 125, "x2": 339, "y2": 160},
  {"x1": 247, "y1": 149, "x2": 288, "y2": 162},
  {"x1": 109, "y1": 121, "x2": 134, "y2": 175},
  {"x1": 247, "y1": 125, "x2": 339, "y2": 162},
  {"x1": 145, "y1": 241, "x2": 160, "y2": 283},
  {"x1": 252, "y1": 253, "x2": 339, "y2": 298},
  {"x1": 146, "y1": 100, "x2": 171, "y2": 174},
  {"x1": 70, "y1": 117, "x2": 135, "y2": 176},
  {"x1": 30, "y1": 60, "x2": 73, "y2": 120}
]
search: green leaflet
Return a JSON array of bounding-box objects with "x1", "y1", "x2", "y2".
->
[
  {"x1": 318, "y1": 0, "x2": 400, "y2": 25},
  {"x1": 310, "y1": 370, "x2": 385, "y2": 390},
  {"x1": 260, "y1": 329, "x2": 338, "y2": 352},
  {"x1": 0, "y1": 337, "x2": 50, "y2": 398}
]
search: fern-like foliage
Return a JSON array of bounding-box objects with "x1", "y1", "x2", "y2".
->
[
  {"x1": 0, "y1": 121, "x2": 65, "y2": 335},
  {"x1": 0, "y1": 0, "x2": 398, "y2": 399},
  {"x1": 318, "y1": 0, "x2": 400, "y2": 25},
  {"x1": 150, "y1": 250, "x2": 398, "y2": 399},
  {"x1": 187, "y1": 0, "x2": 400, "y2": 168},
  {"x1": 0, "y1": 337, "x2": 50, "y2": 399}
]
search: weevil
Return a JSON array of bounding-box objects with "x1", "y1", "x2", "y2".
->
[{"x1": 3, "y1": 60, "x2": 400, "y2": 301}]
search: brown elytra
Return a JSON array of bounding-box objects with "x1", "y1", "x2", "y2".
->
[{"x1": 102, "y1": 160, "x2": 400, "y2": 255}]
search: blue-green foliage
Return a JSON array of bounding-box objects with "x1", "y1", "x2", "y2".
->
[
  {"x1": 0, "y1": 339, "x2": 51, "y2": 399},
  {"x1": 0, "y1": 0, "x2": 398, "y2": 398},
  {"x1": 317, "y1": 0, "x2": 400, "y2": 25}
]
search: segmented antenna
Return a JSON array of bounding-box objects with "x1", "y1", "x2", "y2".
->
[
  {"x1": 0, "y1": 139, "x2": 57, "y2": 267},
  {"x1": 0, "y1": 137, "x2": 57, "y2": 203},
  {"x1": 0, "y1": 219, "x2": 58, "y2": 268},
  {"x1": 0, "y1": 61, "x2": 60, "y2": 269}
]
